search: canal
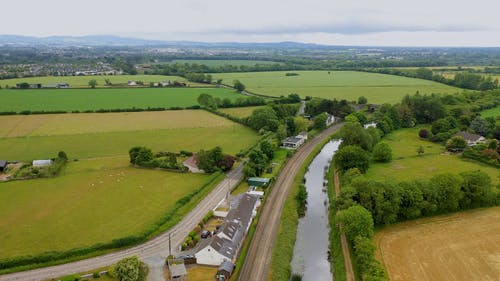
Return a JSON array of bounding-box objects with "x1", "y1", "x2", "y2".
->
[{"x1": 291, "y1": 140, "x2": 341, "y2": 281}]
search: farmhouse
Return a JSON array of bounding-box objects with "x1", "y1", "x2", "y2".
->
[
  {"x1": 32, "y1": 160, "x2": 52, "y2": 167},
  {"x1": 0, "y1": 160, "x2": 7, "y2": 172},
  {"x1": 196, "y1": 193, "x2": 259, "y2": 266},
  {"x1": 455, "y1": 131, "x2": 486, "y2": 146},
  {"x1": 215, "y1": 261, "x2": 235, "y2": 281}
]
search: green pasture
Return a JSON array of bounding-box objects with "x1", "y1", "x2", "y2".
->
[
  {"x1": 168, "y1": 60, "x2": 282, "y2": 67},
  {"x1": 0, "y1": 87, "x2": 240, "y2": 112},
  {"x1": 0, "y1": 156, "x2": 215, "y2": 259},
  {"x1": 213, "y1": 71, "x2": 460, "y2": 104},
  {"x1": 365, "y1": 128, "x2": 500, "y2": 186},
  {"x1": 0, "y1": 75, "x2": 200, "y2": 88},
  {"x1": 218, "y1": 106, "x2": 265, "y2": 118},
  {"x1": 480, "y1": 106, "x2": 500, "y2": 118}
]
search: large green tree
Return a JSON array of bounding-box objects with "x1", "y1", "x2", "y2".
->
[
  {"x1": 372, "y1": 142, "x2": 392, "y2": 163},
  {"x1": 337, "y1": 205, "x2": 374, "y2": 242},
  {"x1": 334, "y1": 145, "x2": 370, "y2": 173},
  {"x1": 113, "y1": 256, "x2": 148, "y2": 281}
]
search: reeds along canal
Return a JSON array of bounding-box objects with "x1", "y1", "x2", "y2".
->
[{"x1": 291, "y1": 140, "x2": 341, "y2": 281}]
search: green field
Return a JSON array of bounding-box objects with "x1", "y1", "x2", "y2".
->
[
  {"x1": 0, "y1": 110, "x2": 259, "y2": 161},
  {"x1": 168, "y1": 60, "x2": 281, "y2": 67},
  {"x1": 365, "y1": 128, "x2": 500, "y2": 186},
  {"x1": 218, "y1": 106, "x2": 264, "y2": 118},
  {"x1": 0, "y1": 75, "x2": 201, "y2": 88},
  {"x1": 0, "y1": 110, "x2": 259, "y2": 261},
  {"x1": 0, "y1": 87, "x2": 240, "y2": 112},
  {"x1": 0, "y1": 156, "x2": 215, "y2": 259},
  {"x1": 480, "y1": 106, "x2": 500, "y2": 118},
  {"x1": 213, "y1": 71, "x2": 460, "y2": 104}
]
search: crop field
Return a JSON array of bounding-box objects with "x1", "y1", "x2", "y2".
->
[
  {"x1": 0, "y1": 110, "x2": 259, "y2": 260},
  {"x1": 218, "y1": 106, "x2": 264, "y2": 118},
  {"x1": 213, "y1": 71, "x2": 460, "y2": 104},
  {"x1": 0, "y1": 87, "x2": 240, "y2": 112},
  {"x1": 0, "y1": 75, "x2": 202, "y2": 88},
  {"x1": 375, "y1": 207, "x2": 500, "y2": 281},
  {"x1": 364, "y1": 128, "x2": 500, "y2": 186},
  {"x1": 168, "y1": 59, "x2": 281, "y2": 67},
  {"x1": 480, "y1": 106, "x2": 500, "y2": 118},
  {"x1": 0, "y1": 110, "x2": 259, "y2": 161}
]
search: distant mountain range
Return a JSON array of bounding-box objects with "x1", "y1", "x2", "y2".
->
[{"x1": 0, "y1": 34, "x2": 335, "y2": 49}]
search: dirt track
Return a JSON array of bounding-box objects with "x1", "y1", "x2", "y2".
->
[
  {"x1": 238, "y1": 123, "x2": 343, "y2": 281},
  {"x1": 375, "y1": 206, "x2": 500, "y2": 281}
]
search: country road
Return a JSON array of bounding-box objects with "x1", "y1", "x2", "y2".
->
[
  {"x1": 238, "y1": 123, "x2": 343, "y2": 281},
  {"x1": 0, "y1": 165, "x2": 243, "y2": 281}
]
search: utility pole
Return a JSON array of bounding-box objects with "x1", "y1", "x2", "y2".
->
[{"x1": 169, "y1": 232, "x2": 172, "y2": 257}]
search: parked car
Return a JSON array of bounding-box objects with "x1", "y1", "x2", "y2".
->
[{"x1": 201, "y1": 230, "x2": 211, "y2": 239}]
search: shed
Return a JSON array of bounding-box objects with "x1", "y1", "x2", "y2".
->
[
  {"x1": 281, "y1": 136, "x2": 305, "y2": 149},
  {"x1": 0, "y1": 160, "x2": 7, "y2": 172},
  {"x1": 167, "y1": 258, "x2": 187, "y2": 281},
  {"x1": 33, "y1": 160, "x2": 52, "y2": 167},
  {"x1": 216, "y1": 261, "x2": 235, "y2": 281},
  {"x1": 248, "y1": 177, "x2": 270, "y2": 188}
]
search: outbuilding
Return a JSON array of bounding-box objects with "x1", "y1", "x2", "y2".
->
[
  {"x1": 248, "y1": 177, "x2": 270, "y2": 188},
  {"x1": 215, "y1": 261, "x2": 235, "y2": 281},
  {"x1": 281, "y1": 136, "x2": 305, "y2": 149},
  {"x1": 33, "y1": 160, "x2": 52, "y2": 167},
  {"x1": 0, "y1": 160, "x2": 7, "y2": 172}
]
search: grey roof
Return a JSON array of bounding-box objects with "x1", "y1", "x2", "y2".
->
[
  {"x1": 210, "y1": 236, "x2": 236, "y2": 259},
  {"x1": 455, "y1": 131, "x2": 484, "y2": 142},
  {"x1": 248, "y1": 177, "x2": 270, "y2": 183},
  {"x1": 0, "y1": 160, "x2": 7, "y2": 167},
  {"x1": 283, "y1": 137, "x2": 303, "y2": 144},
  {"x1": 169, "y1": 263, "x2": 187, "y2": 277},
  {"x1": 218, "y1": 261, "x2": 235, "y2": 274}
]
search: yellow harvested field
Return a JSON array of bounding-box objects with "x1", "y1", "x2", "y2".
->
[
  {"x1": 218, "y1": 106, "x2": 264, "y2": 118},
  {"x1": 375, "y1": 207, "x2": 500, "y2": 281},
  {"x1": 0, "y1": 110, "x2": 236, "y2": 138}
]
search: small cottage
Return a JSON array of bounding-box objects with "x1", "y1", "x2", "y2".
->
[{"x1": 454, "y1": 131, "x2": 487, "y2": 146}]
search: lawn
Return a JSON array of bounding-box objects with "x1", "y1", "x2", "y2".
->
[
  {"x1": 480, "y1": 106, "x2": 500, "y2": 118},
  {"x1": 168, "y1": 59, "x2": 281, "y2": 67},
  {"x1": 218, "y1": 106, "x2": 264, "y2": 118},
  {"x1": 0, "y1": 156, "x2": 215, "y2": 260},
  {"x1": 365, "y1": 128, "x2": 500, "y2": 186},
  {"x1": 213, "y1": 71, "x2": 460, "y2": 104},
  {"x1": 0, "y1": 111, "x2": 260, "y2": 161},
  {"x1": 0, "y1": 87, "x2": 240, "y2": 112},
  {"x1": 375, "y1": 207, "x2": 500, "y2": 281},
  {"x1": 0, "y1": 75, "x2": 201, "y2": 88}
]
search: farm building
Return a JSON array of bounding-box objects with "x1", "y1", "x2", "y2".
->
[
  {"x1": 167, "y1": 258, "x2": 187, "y2": 281},
  {"x1": 326, "y1": 113, "x2": 335, "y2": 126},
  {"x1": 41, "y1": 83, "x2": 70, "y2": 89},
  {"x1": 128, "y1": 81, "x2": 137, "y2": 86},
  {"x1": 455, "y1": 131, "x2": 487, "y2": 146},
  {"x1": 16, "y1": 83, "x2": 41, "y2": 89},
  {"x1": 196, "y1": 193, "x2": 260, "y2": 266},
  {"x1": 0, "y1": 160, "x2": 7, "y2": 172},
  {"x1": 215, "y1": 261, "x2": 235, "y2": 281},
  {"x1": 364, "y1": 122, "x2": 377, "y2": 129},
  {"x1": 33, "y1": 160, "x2": 52, "y2": 167},
  {"x1": 281, "y1": 136, "x2": 305, "y2": 149},
  {"x1": 248, "y1": 177, "x2": 270, "y2": 188}
]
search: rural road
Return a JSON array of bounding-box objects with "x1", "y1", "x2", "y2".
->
[
  {"x1": 0, "y1": 165, "x2": 244, "y2": 281},
  {"x1": 238, "y1": 123, "x2": 343, "y2": 281}
]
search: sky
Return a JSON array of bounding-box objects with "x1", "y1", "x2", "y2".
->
[{"x1": 2, "y1": 0, "x2": 500, "y2": 46}]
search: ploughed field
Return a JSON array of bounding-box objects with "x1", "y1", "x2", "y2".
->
[
  {"x1": 213, "y1": 71, "x2": 460, "y2": 104},
  {"x1": 0, "y1": 110, "x2": 259, "y2": 260},
  {"x1": 375, "y1": 206, "x2": 500, "y2": 281},
  {"x1": 0, "y1": 87, "x2": 238, "y2": 112}
]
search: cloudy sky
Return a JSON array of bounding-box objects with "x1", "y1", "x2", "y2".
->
[{"x1": 2, "y1": 0, "x2": 500, "y2": 46}]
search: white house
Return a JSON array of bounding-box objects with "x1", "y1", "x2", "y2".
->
[
  {"x1": 128, "y1": 81, "x2": 137, "y2": 86},
  {"x1": 32, "y1": 160, "x2": 52, "y2": 167},
  {"x1": 195, "y1": 236, "x2": 236, "y2": 266},
  {"x1": 326, "y1": 113, "x2": 335, "y2": 126}
]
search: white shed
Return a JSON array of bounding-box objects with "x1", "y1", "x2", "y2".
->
[{"x1": 33, "y1": 160, "x2": 53, "y2": 167}]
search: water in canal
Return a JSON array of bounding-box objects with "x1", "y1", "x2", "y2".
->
[{"x1": 291, "y1": 140, "x2": 341, "y2": 281}]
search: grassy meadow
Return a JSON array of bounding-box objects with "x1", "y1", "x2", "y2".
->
[
  {"x1": 0, "y1": 110, "x2": 259, "y2": 161},
  {"x1": 168, "y1": 59, "x2": 281, "y2": 67},
  {"x1": 0, "y1": 87, "x2": 240, "y2": 112},
  {"x1": 213, "y1": 71, "x2": 460, "y2": 104},
  {"x1": 0, "y1": 75, "x2": 203, "y2": 88},
  {"x1": 0, "y1": 110, "x2": 259, "y2": 261},
  {"x1": 480, "y1": 106, "x2": 500, "y2": 118},
  {"x1": 218, "y1": 105, "x2": 264, "y2": 118},
  {"x1": 365, "y1": 128, "x2": 500, "y2": 186}
]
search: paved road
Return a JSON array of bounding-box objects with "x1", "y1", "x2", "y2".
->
[
  {"x1": 0, "y1": 165, "x2": 243, "y2": 281},
  {"x1": 238, "y1": 123, "x2": 343, "y2": 281}
]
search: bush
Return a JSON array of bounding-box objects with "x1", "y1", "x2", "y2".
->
[
  {"x1": 334, "y1": 145, "x2": 370, "y2": 173},
  {"x1": 372, "y1": 142, "x2": 392, "y2": 162},
  {"x1": 418, "y1": 128, "x2": 430, "y2": 139},
  {"x1": 337, "y1": 205, "x2": 374, "y2": 242}
]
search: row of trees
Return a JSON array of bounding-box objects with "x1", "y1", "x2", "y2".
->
[
  {"x1": 129, "y1": 147, "x2": 189, "y2": 171},
  {"x1": 197, "y1": 93, "x2": 266, "y2": 110},
  {"x1": 305, "y1": 98, "x2": 353, "y2": 119},
  {"x1": 196, "y1": 146, "x2": 235, "y2": 173}
]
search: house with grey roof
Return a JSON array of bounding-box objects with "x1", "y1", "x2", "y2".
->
[
  {"x1": 195, "y1": 193, "x2": 259, "y2": 266},
  {"x1": 0, "y1": 160, "x2": 7, "y2": 172},
  {"x1": 216, "y1": 261, "x2": 235, "y2": 281},
  {"x1": 454, "y1": 131, "x2": 487, "y2": 146}
]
